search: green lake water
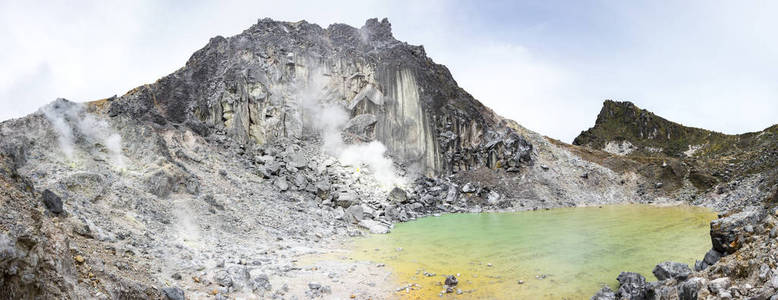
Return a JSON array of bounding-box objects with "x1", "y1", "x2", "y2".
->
[{"x1": 349, "y1": 205, "x2": 717, "y2": 299}]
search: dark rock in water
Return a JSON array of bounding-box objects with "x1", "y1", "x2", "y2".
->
[
  {"x1": 710, "y1": 206, "x2": 765, "y2": 254},
  {"x1": 616, "y1": 272, "x2": 647, "y2": 299},
  {"x1": 653, "y1": 261, "x2": 692, "y2": 281},
  {"x1": 342, "y1": 114, "x2": 377, "y2": 143},
  {"x1": 387, "y1": 187, "x2": 408, "y2": 204},
  {"x1": 162, "y1": 287, "x2": 185, "y2": 300},
  {"x1": 445, "y1": 275, "x2": 458, "y2": 287},
  {"x1": 591, "y1": 285, "x2": 616, "y2": 300},
  {"x1": 41, "y1": 189, "x2": 63, "y2": 214}
]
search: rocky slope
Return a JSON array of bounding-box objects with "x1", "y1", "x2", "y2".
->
[
  {"x1": 572, "y1": 100, "x2": 777, "y2": 212},
  {"x1": 0, "y1": 18, "x2": 776, "y2": 300},
  {"x1": 575, "y1": 102, "x2": 778, "y2": 299}
]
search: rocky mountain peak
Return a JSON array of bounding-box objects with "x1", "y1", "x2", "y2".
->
[{"x1": 105, "y1": 17, "x2": 532, "y2": 175}]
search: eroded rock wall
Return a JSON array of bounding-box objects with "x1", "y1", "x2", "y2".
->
[{"x1": 106, "y1": 18, "x2": 532, "y2": 176}]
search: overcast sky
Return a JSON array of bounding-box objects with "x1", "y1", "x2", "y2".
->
[{"x1": 1, "y1": 0, "x2": 776, "y2": 142}]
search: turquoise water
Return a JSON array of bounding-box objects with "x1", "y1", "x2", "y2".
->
[{"x1": 350, "y1": 205, "x2": 716, "y2": 299}]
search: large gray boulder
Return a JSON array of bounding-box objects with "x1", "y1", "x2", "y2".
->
[
  {"x1": 387, "y1": 187, "x2": 408, "y2": 205},
  {"x1": 161, "y1": 287, "x2": 185, "y2": 300},
  {"x1": 710, "y1": 206, "x2": 765, "y2": 254},
  {"x1": 652, "y1": 262, "x2": 692, "y2": 281},
  {"x1": 591, "y1": 286, "x2": 616, "y2": 300},
  {"x1": 616, "y1": 272, "x2": 647, "y2": 299},
  {"x1": 678, "y1": 277, "x2": 706, "y2": 300},
  {"x1": 336, "y1": 191, "x2": 359, "y2": 208},
  {"x1": 344, "y1": 205, "x2": 364, "y2": 224},
  {"x1": 358, "y1": 219, "x2": 390, "y2": 234},
  {"x1": 342, "y1": 114, "x2": 377, "y2": 143}
]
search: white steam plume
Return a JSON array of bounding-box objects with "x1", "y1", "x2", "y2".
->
[
  {"x1": 298, "y1": 68, "x2": 405, "y2": 189},
  {"x1": 40, "y1": 99, "x2": 126, "y2": 168}
]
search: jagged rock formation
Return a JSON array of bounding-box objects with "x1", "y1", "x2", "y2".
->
[{"x1": 106, "y1": 17, "x2": 532, "y2": 176}]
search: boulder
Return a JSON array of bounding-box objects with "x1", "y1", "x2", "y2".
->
[
  {"x1": 161, "y1": 287, "x2": 185, "y2": 300},
  {"x1": 344, "y1": 205, "x2": 364, "y2": 224},
  {"x1": 248, "y1": 269, "x2": 272, "y2": 292},
  {"x1": 214, "y1": 270, "x2": 233, "y2": 287},
  {"x1": 336, "y1": 191, "x2": 359, "y2": 208},
  {"x1": 358, "y1": 219, "x2": 390, "y2": 234},
  {"x1": 694, "y1": 249, "x2": 721, "y2": 271},
  {"x1": 274, "y1": 178, "x2": 289, "y2": 191},
  {"x1": 710, "y1": 206, "x2": 765, "y2": 254},
  {"x1": 444, "y1": 275, "x2": 458, "y2": 287},
  {"x1": 461, "y1": 182, "x2": 477, "y2": 193},
  {"x1": 591, "y1": 286, "x2": 616, "y2": 300},
  {"x1": 41, "y1": 189, "x2": 63, "y2": 214},
  {"x1": 387, "y1": 187, "x2": 408, "y2": 204},
  {"x1": 616, "y1": 272, "x2": 646, "y2": 299},
  {"x1": 385, "y1": 205, "x2": 408, "y2": 222},
  {"x1": 342, "y1": 114, "x2": 377, "y2": 143},
  {"x1": 708, "y1": 277, "x2": 730, "y2": 295},
  {"x1": 315, "y1": 181, "x2": 331, "y2": 200},
  {"x1": 653, "y1": 262, "x2": 692, "y2": 281},
  {"x1": 678, "y1": 278, "x2": 706, "y2": 300}
]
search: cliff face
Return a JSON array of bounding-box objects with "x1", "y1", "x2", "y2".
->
[{"x1": 106, "y1": 18, "x2": 532, "y2": 176}]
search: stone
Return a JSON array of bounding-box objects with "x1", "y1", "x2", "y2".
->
[
  {"x1": 653, "y1": 261, "x2": 692, "y2": 281},
  {"x1": 710, "y1": 206, "x2": 765, "y2": 254},
  {"x1": 336, "y1": 191, "x2": 359, "y2": 208},
  {"x1": 274, "y1": 178, "x2": 289, "y2": 191},
  {"x1": 344, "y1": 205, "x2": 364, "y2": 224},
  {"x1": 214, "y1": 270, "x2": 233, "y2": 287},
  {"x1": 41, "y1": 189, "x2": 63, "y2": 214},
  {"x1": 162, "y1": 287, "x2": 185, "y2": 300},
  {"x1": 444, "y1": 275, "x2": 458, "y2": 287},
  {"x1": 695, "y1": 248, "x2": 721, "y2": 271},
  {"x1": 384, "y1": 205, "x2": 407, "y2": 221},
  {"x1": 487, "y1": 191, "x2": 501, "y2": 205},
  {"x1": 591, "y1": 286, "x2": 616, "y2": 300},
  {"x1": 616, "y1": 272, "x2": 646, "y2": 299},
  {"x1": 293, "y1": 174, "x2": 307, "y2": 188},
  {"x1": 342, "y1": 114, "x2": 377, "y2": 143},
  {"x1": 387, "y1": 187, "x2": 408, "y2": 204},
  {"x1": 678, "y1": 277, "x2": 706, "y2": 300},
  {"x1": 315, "y1": 181, "x2": 331, "y2": 200},
  {"x1": 357, "y1": 219, "x2": 390, "y2": 234},
  {"x1": 248, "y1": 269, "x2": 272, "y2": 292},
  {"x1": 461, "y1": 182, "x2": 477, "y2": 193},
  {"x1": 708, "y1": 277, "x2": 731, "y2": 295}
]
